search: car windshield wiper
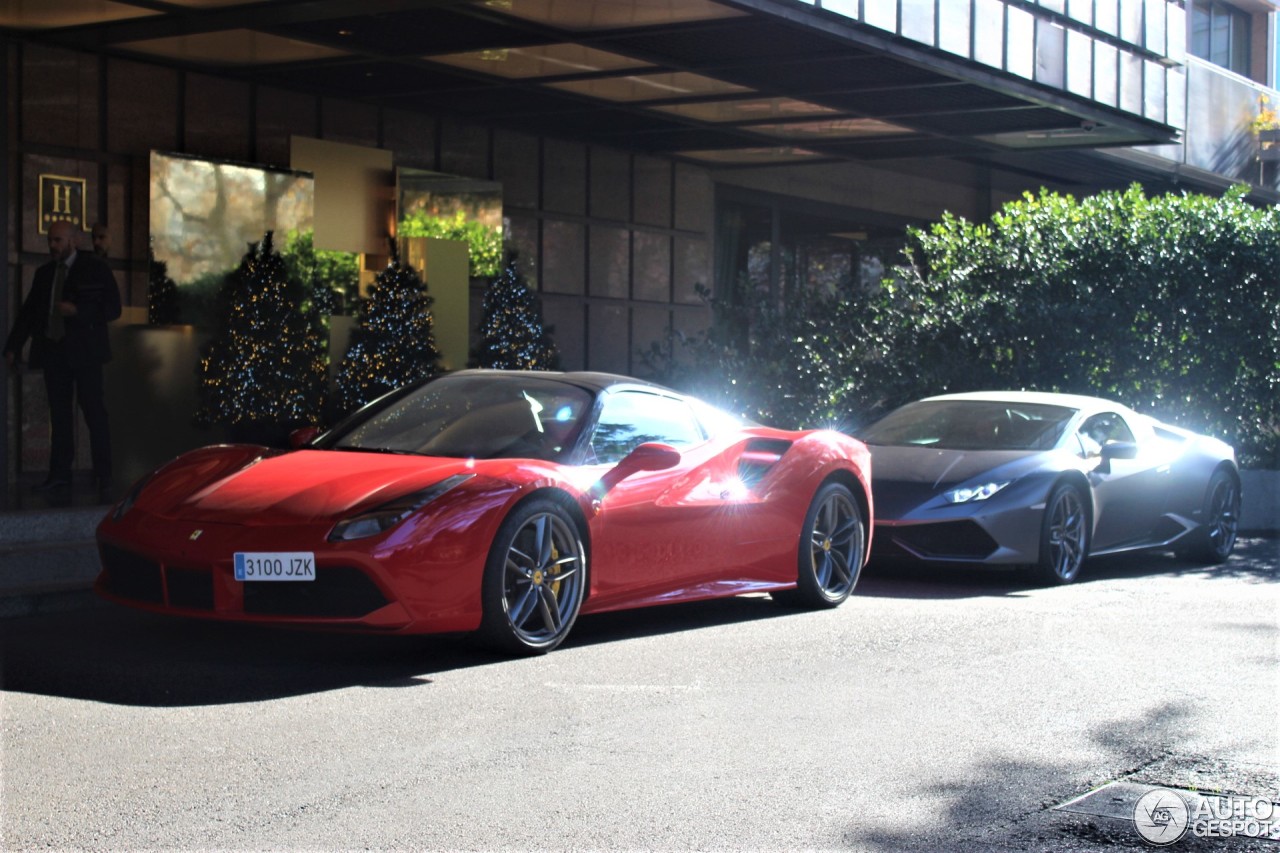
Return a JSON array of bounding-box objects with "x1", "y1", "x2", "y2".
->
[{"x1": 332, "y1": 445, "x2": 421, "y2": 456}]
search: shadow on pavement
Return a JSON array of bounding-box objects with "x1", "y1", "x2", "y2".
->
[
  {"x1": 0, "y1": 593, "x2": 791, "y2": 708},
  {"x1": 3, "y1": 539, "x2": 1272, "y2": 708},
  {"x1": 857, "y1": 536, "x2": 1277, "y2": 600},
  {"x1": 855, "y1": 701, "x2": 1279, "y2": 852}
]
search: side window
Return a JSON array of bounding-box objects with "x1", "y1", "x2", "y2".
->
[
  {"x1": 589, "y1": 392, "x2": 705, "y2": 465},
  {"x1": 1078, "y1": 412, "x2": 1135, "y2": 455}
]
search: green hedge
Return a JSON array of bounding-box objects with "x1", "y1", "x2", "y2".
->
[
  {"x1": 649, "y1": 185, "x2": 1280, "y2": 468},
  {"x1": 398, "y1": 210, "x2": 502, "y2": 278}
]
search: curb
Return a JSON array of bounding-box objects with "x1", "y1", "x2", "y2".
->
[{"x1": 0, "y1": 587, "x2": 106, "y2": 619}]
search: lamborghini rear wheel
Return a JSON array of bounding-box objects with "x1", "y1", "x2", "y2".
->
[
  {"x1": 480, "y1": 498, "x2": 586, "y2": 655},
  {"x1": 1177, "y1": 469, "x2": 1240, "y2": 564}
]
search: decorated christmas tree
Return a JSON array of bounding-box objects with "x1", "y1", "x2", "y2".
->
[
  {"x1": 469, "y1": 254, "x2": 559, "y2": 370},
  {"x1": 335, "y1": 240, "x2": 441, "y2": 415},
  {"x1": 195, "y1": 231, "x2": 328, "y2": 440},
  {"x1": 147, "y1": 244, "x2": 180, "y2": 325}
]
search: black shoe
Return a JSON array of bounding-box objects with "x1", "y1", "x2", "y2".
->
[{"x1": 32, "y1": 476, "x2": 71, "y2": 492}]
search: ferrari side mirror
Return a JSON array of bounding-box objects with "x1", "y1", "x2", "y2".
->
[
  {"x1": 590, "y1": 442, "x2": 681, "y2": 500},
  {"x1": 289, "y1": 426, "x2": 322, "y2": 449},
  {"x1": 620, "y1": 442, "x2": 682, "y2": 472}
]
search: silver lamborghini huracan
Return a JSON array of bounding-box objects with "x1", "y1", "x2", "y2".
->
[{"x1": 859, "y1": 391, "x2": 1241, "y2": 584}]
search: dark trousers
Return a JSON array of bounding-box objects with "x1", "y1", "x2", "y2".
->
[{"x1": 42, "y1": 356, "x2": 111, "y2": 480}]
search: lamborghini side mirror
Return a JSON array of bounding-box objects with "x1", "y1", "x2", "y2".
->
[{"x1": 1097, "y1": 440, "x2": 1137, "y2": 473}]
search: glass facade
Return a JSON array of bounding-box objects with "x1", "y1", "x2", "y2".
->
[
  {"x1": 1190, "y1": 0, "x2": 1251, "y2": 77},
  {"x1": 715, "y1": 194, "x2": 907, "y2": 313},
  {"x1": 800, "y1": 0, "x2": 1187, "y2": 129}
]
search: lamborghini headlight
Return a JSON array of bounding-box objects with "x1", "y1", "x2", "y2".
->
[
  {"x1": 328, "y1": 474, "x2": 474, "y2": 541},
  {"x1": 945, "y1": 481, "x2": 1010, "y2": 504}
]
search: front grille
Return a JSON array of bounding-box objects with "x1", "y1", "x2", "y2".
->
[
  {"x1": 99, "y1": 544, "x2": 164, "y2": 603},
  {"x1": 167, "y1": 566, "x2": 215, "y2": 610},
  {"x1": 874, "y1": 521, "x2": 998, "y2": 560},
  {"x1": 242, "y1": 566, "x2": 389, "y2": 618}
]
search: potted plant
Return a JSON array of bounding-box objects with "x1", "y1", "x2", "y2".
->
[{"x1": 1250, "y1": 95, "x2": 1280, "y2": 160}]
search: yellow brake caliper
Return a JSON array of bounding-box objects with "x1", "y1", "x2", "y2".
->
[{"x1": 548, "y1": 543, "x2": 562, "y2": 596}]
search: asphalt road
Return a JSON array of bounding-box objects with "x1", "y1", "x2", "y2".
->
[{"x1": 2, "y1": 538, "x2": 1277, "y2": 852}]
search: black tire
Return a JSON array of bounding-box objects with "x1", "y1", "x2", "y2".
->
[
  {"x1": 775, "y1": 482, "x2": 864, "y2": 609},
  {"x1": 1176, "y1": 469, "x2": 1240, "y2": 564},
  {"x1": 479, "y1": 497, "x2": 586, "y2": 655},
  {"x1": 1030, "y1": 482, "x2": 1089, "y2": 585}
]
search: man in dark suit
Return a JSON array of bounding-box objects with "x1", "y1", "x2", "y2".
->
[{"x1": 5, "y1": 220, "x2": 123, "y2": 495}]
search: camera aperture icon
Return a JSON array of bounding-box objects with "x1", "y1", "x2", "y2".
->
[{"x1": 1134, "y1": 788, "x2": 1191, "y2": 845}]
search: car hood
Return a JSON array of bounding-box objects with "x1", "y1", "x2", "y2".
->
[
  {"x1": 137, "y1": 447, "x2": 492, "y2": 524},
  {"x1": 868, "y1": 445, "x2": 1038, "y2": 486},
  {"x1": 868, "y1": 445, "x2": 1045, "y2": 519}
]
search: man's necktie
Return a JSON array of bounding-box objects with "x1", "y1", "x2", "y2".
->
[{"x1": 47, "y1": 262, "x2": 67, "y2": 342}]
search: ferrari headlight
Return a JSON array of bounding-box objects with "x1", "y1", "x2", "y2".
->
[
  {"x1": 328, "y1": 474, "x2": 474, "y2": 541},
  {"x1": 946, "y1": 481, "x2": 1010, "y2": 504}
]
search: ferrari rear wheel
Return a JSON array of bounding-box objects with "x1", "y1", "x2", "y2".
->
[
  {"x1": 776, "y1": 482, "x2": 863, "y2": 608},
  {"x1": 1032, "y1": 483, "x2": 1089, "y2": 585},
  {"x1": 1177, "y1": 469, "x2": 1240, "y2": 564},
  {"x1": 480, "y1": 498, "x2": 586, "y2": 655}
]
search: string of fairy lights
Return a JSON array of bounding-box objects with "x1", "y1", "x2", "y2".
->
[
  {"x1": 195, "y1": 232, "x2": 329, "y2": 428},
  {"x1": 469, "y1": 257, "x2": 558, "y2": 371},
  {"x1": 336, "y1": 240, "x2": 441, "y2": 415},
  {"x1": 193, "y1": 234, "x2": 558, "y2": 432}
]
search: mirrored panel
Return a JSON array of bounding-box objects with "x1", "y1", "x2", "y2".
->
[
  {"x1": 398, "y1": 169, "x2": 504, "y2": 280},
  {"x1": 149, "y1": 151, "x2": 328, "y2": 324}
]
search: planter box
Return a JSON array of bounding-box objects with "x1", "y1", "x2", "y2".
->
[
  {"x1": 1240, "y1": 469, "x2": 1280, "y2": 532},
  {"x1": 1259, "y1": 128, "x2": 1280, "y2": 161}
]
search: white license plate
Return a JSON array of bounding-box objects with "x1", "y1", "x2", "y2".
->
[{"x1": 234, "y1": 552, "x2": 316, "y2": 582}]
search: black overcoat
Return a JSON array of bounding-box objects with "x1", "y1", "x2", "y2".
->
[{"x1": 4, "y1": 252, "x2": 123, "y2": 369}]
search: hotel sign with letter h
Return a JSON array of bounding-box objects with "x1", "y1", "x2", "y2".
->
[{"x1": 39, "y1": 174, "x2": 86, "y2": 234}]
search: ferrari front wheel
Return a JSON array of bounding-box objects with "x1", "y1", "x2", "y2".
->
[
  {"x1": 480, "y1": 498, "x2": 586, "y2": 655},
  {"x1": 1031, "y1": 483, "x2": 1089, "y2": 585},
  {"x1": 776, "y1": 482, "x2": 864, "y2": 609}
]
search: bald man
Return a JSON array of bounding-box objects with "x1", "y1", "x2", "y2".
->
[{"x1": 5, "y1": 220, "x2": 122, "y2": 495}]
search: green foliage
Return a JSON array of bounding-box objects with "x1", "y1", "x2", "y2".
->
[
  {"x1": 398, "y1": 210, "x2": 502, "y2": 278},
  {"x1": 195, "y1": 231, "x2": 329, "y2": 434},
  {"x1": 279, "y1": 228, "x2": 358, "y2": 315},
  {"x1": 470, "y1": 256, "x2": 559, "y2": 370},
  {"x1": 643, "y1": 281, "x2": 853, "y2": 430},
  {"x1": 648, "y1": 185, "x2": 1280, "y2": 468},
  {"x1": 335, "y1": 240, "x2": 442, "y2": 416}
]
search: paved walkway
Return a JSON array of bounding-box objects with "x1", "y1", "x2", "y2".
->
[{"x1": 0, "y1": 476, "x2": 109, "y2": 618}]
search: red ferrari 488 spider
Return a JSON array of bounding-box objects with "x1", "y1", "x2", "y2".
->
[{"x1": 96, "y1": 371, "x2": 873, "y2": 654}]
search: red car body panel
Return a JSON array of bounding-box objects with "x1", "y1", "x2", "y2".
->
[{"x1": 97, "y1": 408, "x2": 872, "y2": 636}]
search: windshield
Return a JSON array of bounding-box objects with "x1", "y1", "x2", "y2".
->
[
  {"x1": 321, "y1": 374, "x2": 594, "y2": 461},
  {"x1": 859, "y1": 400, "x2": 1074, "y2": 451}
]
